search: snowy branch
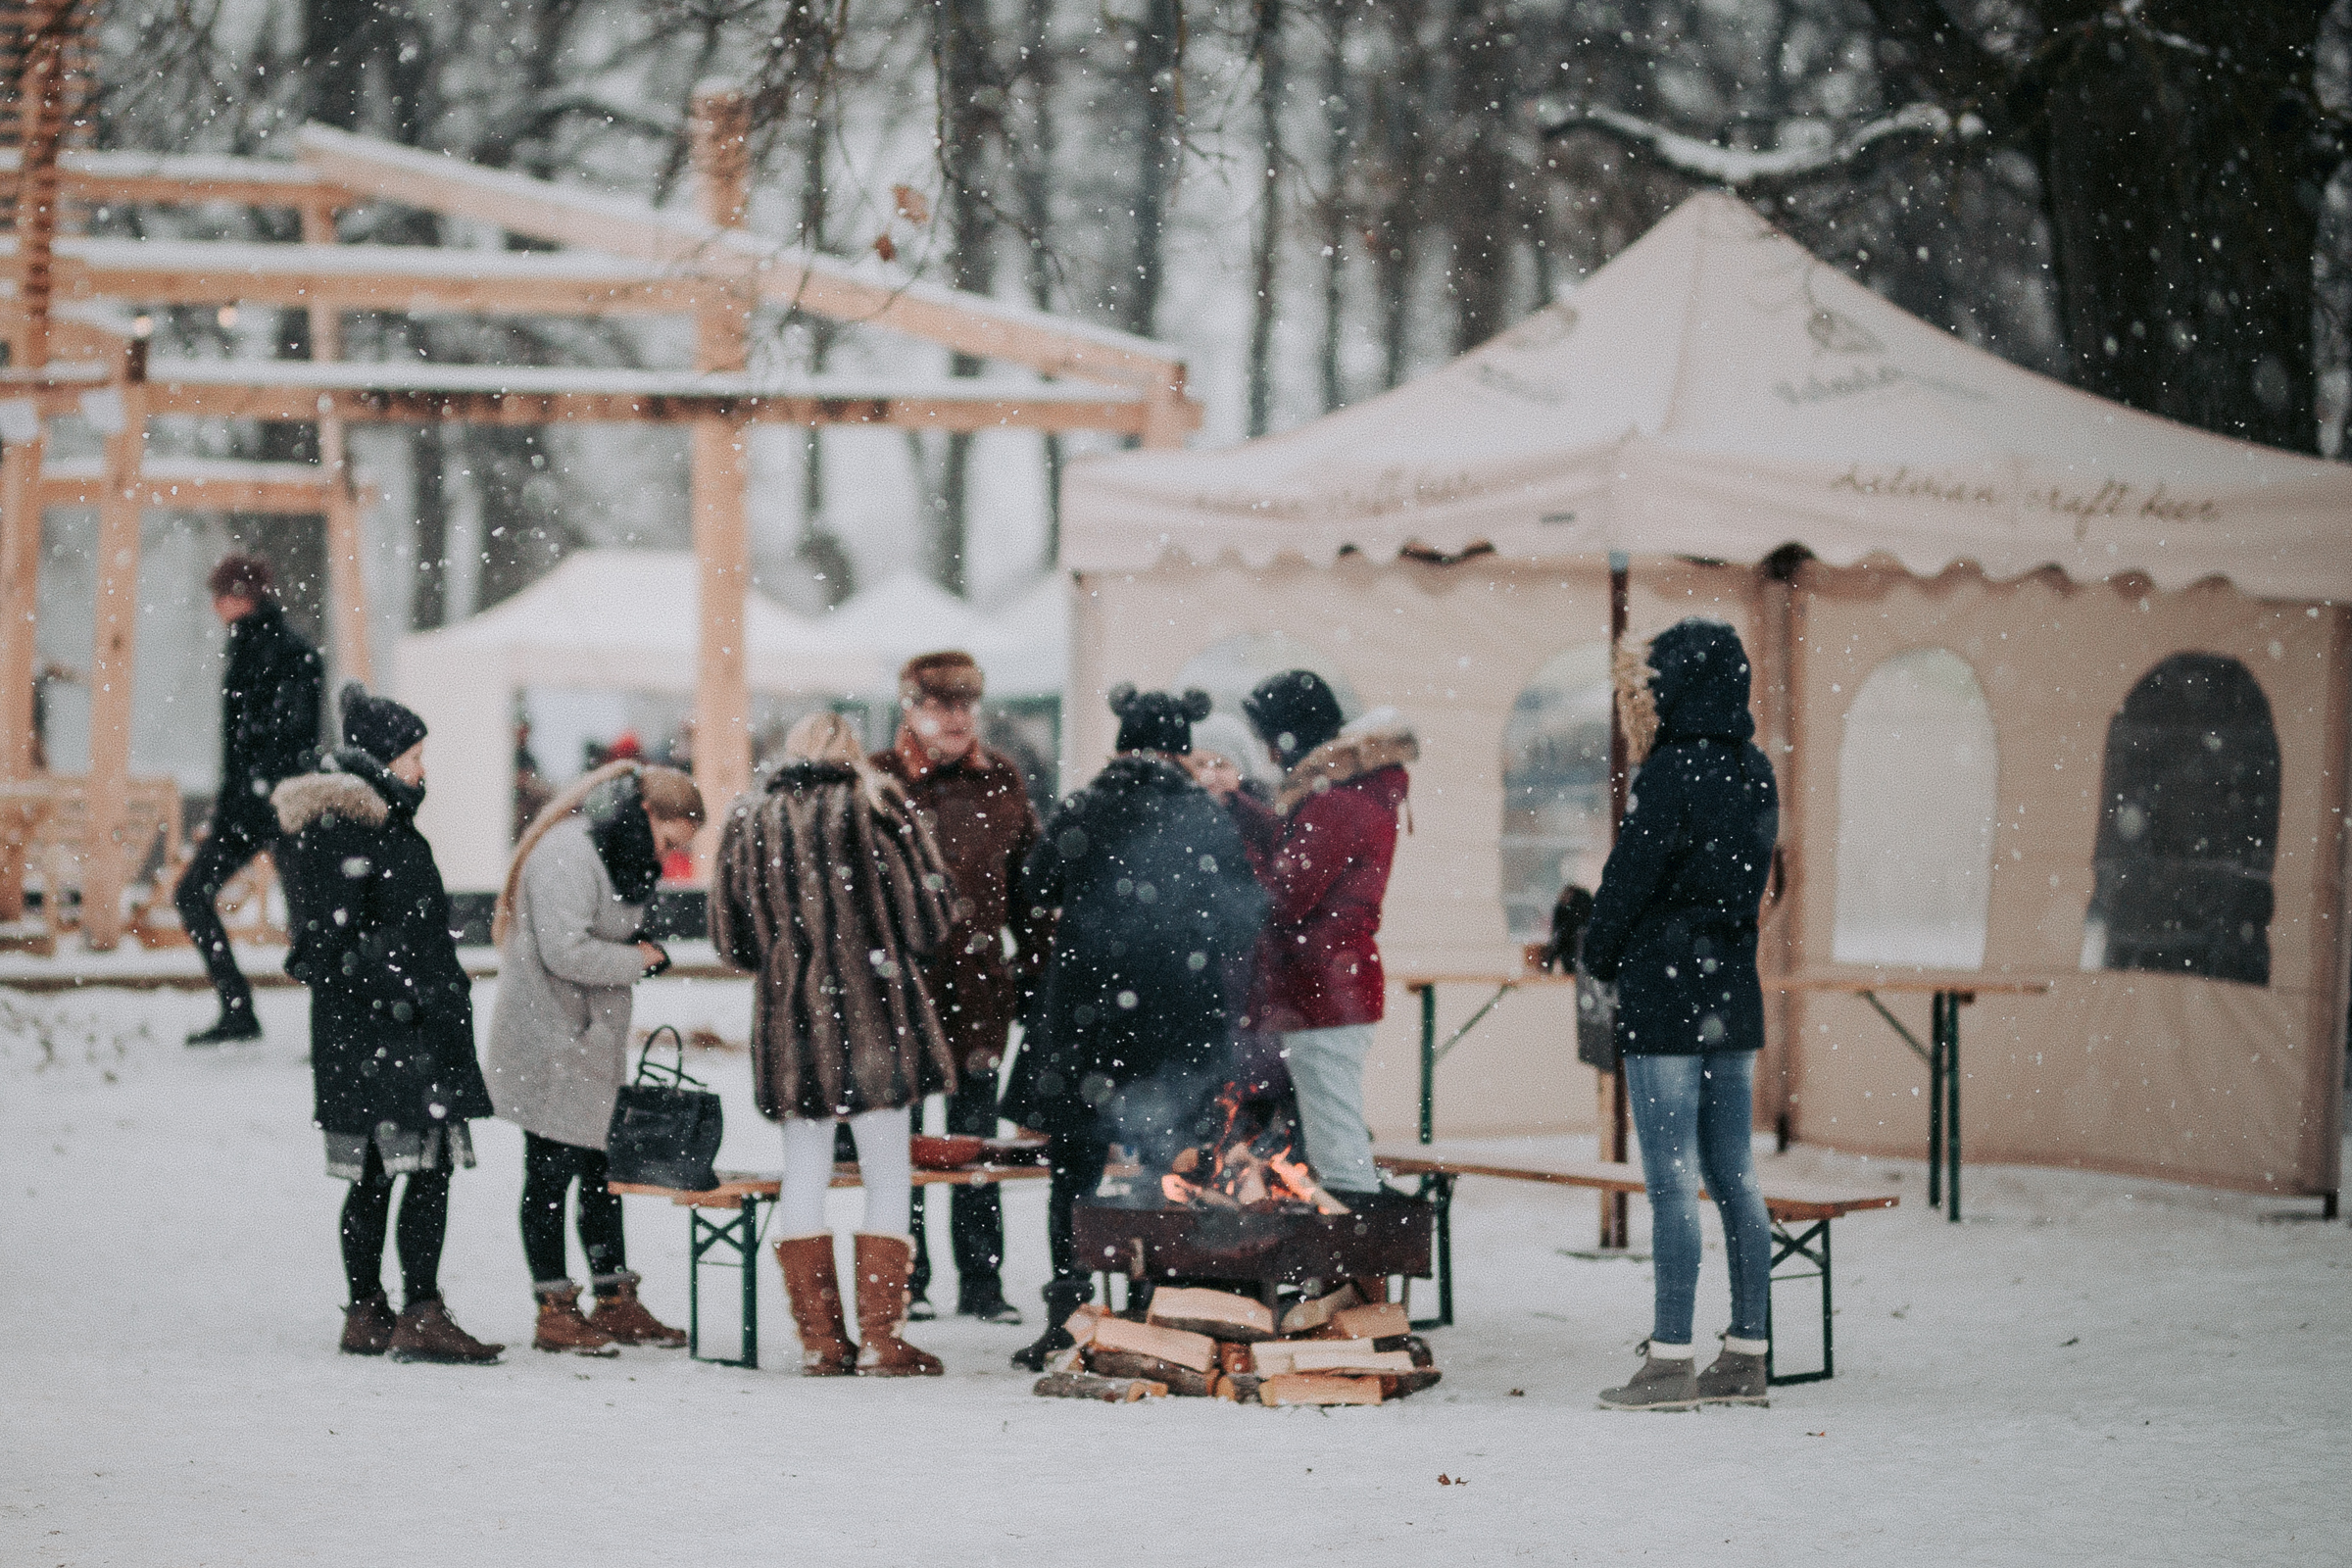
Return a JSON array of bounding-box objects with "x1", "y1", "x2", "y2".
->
[{"x1": 1538, "y1": 102, "x2": 1975, "y2": 192}]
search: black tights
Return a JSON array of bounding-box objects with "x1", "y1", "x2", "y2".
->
[
  {"x1": 340, "y1": 1142, "x2": 451, "y2": 1305},
  {"x1": 520, "y1": 1132, "x2": 626, "y2": 1288},
  {"x1": 1045, "y1": 1130, "x2": 1112, "y2": 1286}
]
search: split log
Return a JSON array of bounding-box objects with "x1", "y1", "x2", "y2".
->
[
  {"x1": 1066, "y1": 1302, "x2": 1112, "y2": 1348},
  {"x1": 1259, "y1": 1374, "x2": 1384, "y2": 1407},
  {"x1": 1334, "y1": 1301, "x2": 1410, "y2": 1342},
  {"x1": 1279, "y1": 1283, "x2": 1361, "y2": 1337},
  {"x1": 1034, "y1": 1372, "x2": 1166, "y2": 1403},
  {"x1": 1148, "y1": 1287, "x2": 1277, "y2": 1343},
  {"x1": 1086, "y1": 1348, "x2": 1214, "y2": 1397},
  {"x1": 1372, "y1": 1367, "x2": 1444, "y2": 1398},
  {"x1": 1090, "y1": 1315, "x2": 1219, "y2": 1373},
  {"x1": 1229, "y1": 1372, "x2": 1264, "y2": 1402},
  {"x1": 1218, "y1": 1342, "x2": 1253, "y2": 1376},
  {"x1": 1286, "y1": 1343, "x2": 1415, "y2": 1376},
  {"x1": 1403, "y1": 1335, "x2": 1435, "y2": 1368}
]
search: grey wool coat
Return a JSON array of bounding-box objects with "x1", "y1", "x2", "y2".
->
[
  {"x1": 710, "y1": 760, "x2": 958, "y2": 1121},
  {"x1": 485, "y1": 816, "x2": 650, "y2": 1150}
]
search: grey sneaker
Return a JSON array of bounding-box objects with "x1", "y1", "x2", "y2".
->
[
  {"x1": 1597, "y1": 1341, "x2": 1698, "y2": 1410},
  {"x1": 1696, "y1": 1343, "x2": 1769, "y2": 1406}
]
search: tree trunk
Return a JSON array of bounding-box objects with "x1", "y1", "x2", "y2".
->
[
  {"x1": 1442, "y1": 0, "x2": 1509, "y2": 352},
  {"x1": 1126, "y1": 0, "x2": 1184, "y2": 338},
  {"x1": 1317, "y1": 2, "x2": 1349, "y2": 413},
  {"x1": 1020, "y1": 0, "x2": 1065, "y2": 564},
  {"x1": 1247, "y1": 0, "x2": 1286, "y2": 437}
]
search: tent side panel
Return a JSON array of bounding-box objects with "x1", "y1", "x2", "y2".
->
[{"x1": 398, "y1": 639, "x2": 513, "y2": 894}]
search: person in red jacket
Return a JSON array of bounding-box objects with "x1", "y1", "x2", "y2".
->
[{"x1": 1207, "y1": 671, "x2": 1417, "y2": 1197}]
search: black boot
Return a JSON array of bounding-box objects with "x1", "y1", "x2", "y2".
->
[
  {"x1": 186, "y1": 1009, "x2": 263, "y2": 1046},
  {"x1": 957, "y1": 1273, "x2": 1024, "y2": 1325},
  {"x1": 1009, "y1": 1279, "x2": 1093, "y2": 1371}
]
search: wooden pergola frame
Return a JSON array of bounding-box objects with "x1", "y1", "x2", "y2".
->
[{"x1": 2, "y1": 69, "x2": 1200, "y2": 948}]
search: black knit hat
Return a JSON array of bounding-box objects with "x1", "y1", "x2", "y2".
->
[
  {"x1": 1110, "y1": 684, "x2": 1211, "y2": 757},
  {"x1": 1243, "y1": 669, "x2": 1345, "y2": 768},
  {"x1": 340, "y1": 682, "x2": 427, "y2": 764}
]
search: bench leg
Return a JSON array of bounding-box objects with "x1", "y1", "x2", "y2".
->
[
  {"x1": 1409, "y1": 1173, "x2": 1454, "y2": 1332},
  {"x1": 1765, "y1": 1217, "x2": 1833, "y2": 1387},
  {"x1": 688, "y1": 1196, "x2": 764, "y2": 1370}
]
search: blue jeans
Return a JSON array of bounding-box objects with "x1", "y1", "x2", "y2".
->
[{"x1": 1624, "y1": 1050, "x2": 1772, "y2": 1345}]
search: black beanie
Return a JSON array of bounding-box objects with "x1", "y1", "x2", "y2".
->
[
  {"x1": 1243, "y1": 669, "x2": 1345, "y2": 768},
  {"x1": 340, "y1": 682, "x2": 428, "y2": 764},
  {"x1": 1110, "y1": 684, "x2": 1211, "y2": 757}
]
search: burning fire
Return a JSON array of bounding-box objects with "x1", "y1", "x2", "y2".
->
[{"x1": 1155, "y1": 1089, "x2": 1350, "y2": 1215}]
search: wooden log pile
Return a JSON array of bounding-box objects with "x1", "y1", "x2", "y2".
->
[{"x1": 1029, "y1": 1283, "x2": 1441, "y2": 1407}]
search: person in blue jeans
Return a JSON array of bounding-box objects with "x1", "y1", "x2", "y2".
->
[{"x1": 1581, "y1": 618, "x2": 1780, "y2": 1410}]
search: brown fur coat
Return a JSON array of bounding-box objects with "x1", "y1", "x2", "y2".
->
[{"x1": 710, "y1": 760, "x2": 958, "y2": 1120}]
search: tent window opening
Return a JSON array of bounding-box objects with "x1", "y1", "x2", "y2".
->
[
  {"x1": 2082, "y1": 654, "x2": 2278, "y2": 987},
  {"x1": 1832, "y1": 648, "x2": 1998, "y2": 969},
  {"x1": 1500, "y1": 644, "x2": 1612, "y2": 942},
  {"x1": 1175, "y1": 632, "x2": 1359, "y2": 793}
]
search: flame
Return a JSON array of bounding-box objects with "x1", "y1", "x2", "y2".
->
[
  {"x1": 1161, "y1": 1173, "x2": 1200, "y2": 1204},
  {"x1": 1154, "y1": 1088, "x2": 1351, "y2": 1214}
]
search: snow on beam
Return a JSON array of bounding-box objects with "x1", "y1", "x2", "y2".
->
[
  {"x1": 35, "y1": 457, "x2": 357, "y2": 514},
  {"x1": 1538, "y1": 102, "x2": 1972, "y2": 190},
  {"x1": 0, "y1": 147, "x2": 351, "y2": 209},
  {"x1": 293, "y1": 125, "x2": 1195, "y2": 399}
]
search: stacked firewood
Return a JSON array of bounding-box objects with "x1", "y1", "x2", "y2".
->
[{"x1": 1031, "y1": 1283, "x2": 1442, "y2": 1407}]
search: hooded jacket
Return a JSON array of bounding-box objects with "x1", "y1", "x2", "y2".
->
[
  {"x1": 1003, "y1": 755, "x2": 1268, "y2": 1137},
  {"x1": 709, "y1": 761, "x2": 959, "y2": 1121},
  {"x1": 273, "y1": 749, "x2": 492, "y2": 1136},
  {"x1": 1582, "y1": 619, "x2": 1780, "y2": 1056},
  {"x1": 1224, "y1": 719, "x2": 1417, "y2": 1032},
  {"x1": 218, "y1": 600, "x2": 323, "y2": 836}
]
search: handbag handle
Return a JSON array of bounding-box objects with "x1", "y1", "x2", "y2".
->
[{"x1": 632, "y1": 1024, "x2": 710, "y2": 1090}]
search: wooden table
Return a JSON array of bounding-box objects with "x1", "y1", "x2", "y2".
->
[
  {"x1": 1779, "y1": 971, "x2": 2054, "y2": 1223},
  {"x1": 1394, "y1": 971, "x2": 1577, "y2": 1145}
]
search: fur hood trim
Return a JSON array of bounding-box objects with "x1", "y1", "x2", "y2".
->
[
  {"x1": 272, "y1": 770, "x2": 389, "y2": 835},
  {"x1": 1275, "y1": 718, "x2": 1419, "y2": 814}
]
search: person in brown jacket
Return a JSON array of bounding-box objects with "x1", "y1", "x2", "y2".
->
[
  {"x1": 710, "y1": 713, "x2": 958, "y2": 1376},
  {"x1": 871, "y1": 650, "x2": 1050, "y2": 1325}
]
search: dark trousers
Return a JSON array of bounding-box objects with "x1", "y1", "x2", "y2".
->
[
  {"x1": 909, "y1": 1068, "x2": 1005, "y2": 1302},
  {"x1": 174, "y1": 814, "x2": 272, "y2": 1021},
  {"x1": 340, "y1": 1141, "x2": 450, "y2": 1306},
  {"x1": 1045, "y1": 1128, "x2": 1112, "y2": 1286},
  {"x1": 520, "y1": 1132, "x2": 626, "y2": 1289}
]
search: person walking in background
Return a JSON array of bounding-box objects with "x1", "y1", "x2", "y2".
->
[
  {"x1": 486, "y1": 760, "x2": 705, "y2": 1356},
  {"x1": 273, "y1": 685, "x2": 501, "y2": 1364},
  {"x1": 1206, "y1": 671, "x2": 1415, "y2": 1200},
  {"x1": 709, "y1": 713, "x2": 957, "y2": 1377},
  {"x1": 1582, "y1": 618, "x2": 1780, "y2": 1411},
  {"x1": 1004, "y1": 687, "x2": 1267, "y2": 1372},
  {"x1": 871, "y1": 651, "x2": 1049, "y2": 1326},
  {"x1": 180, "y1": 554, "x2": 322, "y2": 1045}
]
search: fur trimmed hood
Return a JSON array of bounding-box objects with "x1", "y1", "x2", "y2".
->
[
  {"x1": 271, "y1": 769, "x2": 389, "y2": 835},
  {"x1": 1274, "y1": 715, "x2": 1419, "y2": 814}
]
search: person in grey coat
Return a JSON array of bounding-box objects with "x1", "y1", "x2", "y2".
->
[{"x1": 486, "y1": 760, "x2": 704, "y2": 1354}]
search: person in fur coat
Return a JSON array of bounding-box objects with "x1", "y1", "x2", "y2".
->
[
  {"x1": 708, "y1": 712, "x2": 958, "y2": 1376},
  {"x1": 1208, "y1": 670, "x2": 1417, "y2": 1198}
]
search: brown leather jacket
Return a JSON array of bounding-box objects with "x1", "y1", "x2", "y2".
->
[{"x1": 871, "y1": 729, "x2": 1051, "y2": 1073}]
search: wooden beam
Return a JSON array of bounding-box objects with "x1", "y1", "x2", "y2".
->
[
  {"x1": 35, "y1": 461, "x2": 350, "y2": 513},
  {"x1": 304, "y1": 203, "x2": 375, "y2": 688},
  {"x1": 690, "y1": 418, "x2": 752, "y2": 873},
  {"x1": 0, "y1": 148, "x2": 353, "y2": 210},
  {"x1": 80, "y1": 345, "x2": 146, "y2": 951},
  {"x1": 0, "y1": 430, "x2": 44, "y2": 919}
]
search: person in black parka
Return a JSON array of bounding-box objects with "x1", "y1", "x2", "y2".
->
[
  {"x1": 1581, "y1": 617, "x2": 1781, "y2": 1411},
  {"x1": 179, "y1": 555, "x2": 323, "y2": 1044},
  {"x1": 273, "y1": 684, "x2": 501, "y2": 1365},
  {"x1": 1003, "y1": 686, "x2": 1268, "y2": 1369}
]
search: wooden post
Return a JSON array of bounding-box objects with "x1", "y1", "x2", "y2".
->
[
  {"x1": 80, "y1": 339, "x2": 148, "y2": 951},
  {"x1": 1598, "y1": 552, "x2": 1632, "y2": 1249},
  {"x1": 688, "y1": 85, "x2": 754, "y2": 859},
  {"x1": 0, "y1": 426, "x2": 45, "y2": 919},
  {"x1": 302, "y1": 200, "x2": 372, "y2": 686},
  {"x1": 1754, "y1": 551, "x2": 1803, "y2": 1148}
]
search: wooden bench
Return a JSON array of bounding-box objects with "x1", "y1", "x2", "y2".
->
[
  {"x1": 1373, "y1": 1140, "x2": 1898, "y2": 1386},
  {"x1": 610, "y1": 1161, "x2": 1051, "y2": 1368}
]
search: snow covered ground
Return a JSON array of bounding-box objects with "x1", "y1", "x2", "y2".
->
[{"x1": 5, "y1": 978, "x2": 2348, "y2": 1566}]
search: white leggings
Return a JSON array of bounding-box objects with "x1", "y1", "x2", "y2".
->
[{"x1": 778, "y1": 1106, "x2": 911, "y2": 1238}]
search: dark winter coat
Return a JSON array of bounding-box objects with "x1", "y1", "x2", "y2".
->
[
  {"x1": 1582, "y1": 620, "x2": 1780, "y2": 1056},
  {"x1": 1226, "y1": 721, "x2": 1416, "y2": 1033},
  {"x1": 273, "y1": 749, "x2": 493, "y2": 1137},
  {"x1": 709, "y1": 761, "x2": 959, "y2": 1121},
  {"x1": 218, "y1": 600, "x2": 323, "y2": 837},
  {"x1": 871, "y1": 730, "x2": 1050, "y2": 1074},
  {"x1": 1003, "y1": 755, "x2": 1268, "y2": 1137}
]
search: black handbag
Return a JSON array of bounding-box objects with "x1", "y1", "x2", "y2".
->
[
  {"x1": 1574, "y1": 964, "x2": 1621, "y2": 1073},
  {"x1": 605, "y1": 1025, "x2": 723, "y2": 1192}
]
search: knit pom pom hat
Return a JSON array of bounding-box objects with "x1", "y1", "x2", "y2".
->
[
  {"x1": 1109, "y1": 684, "x2": 1211, "y2": 757},
  {"x1": 340, "y1": 682, "x2": 427, "y2": 764}
]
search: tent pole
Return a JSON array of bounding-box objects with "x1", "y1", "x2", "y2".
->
[{"x1": 1600, "y1": 552, "x2": 1631, "y2": 1249}]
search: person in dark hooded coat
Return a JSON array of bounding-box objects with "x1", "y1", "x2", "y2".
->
[
  {"x1": 1581, "y1": 617, "x2": 1779, "y2": 1411},
  {"x1": 1003, "y1": 686, "x2": 1268, "y2": 1369},
  {"x1": 273, "y1": 684, "x2": 501, "y2": 1365}
]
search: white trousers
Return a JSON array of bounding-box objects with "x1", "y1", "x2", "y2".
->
[{"x1": 778, "y1": 1106, "x2": 911, "y2": 1237}]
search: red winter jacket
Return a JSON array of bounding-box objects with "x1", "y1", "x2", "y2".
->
[{"x1": 1226, "y1": 722, "x2": 1417, "y2": 1033}]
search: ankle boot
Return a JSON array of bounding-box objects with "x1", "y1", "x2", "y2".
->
[
  {"x1": 387, "y1": 1294, "x2": 505, "y2": 1365},
  {"x1": 340, "y1": 1289, "x2": 396, "y2": 1355},
  {"x1": 1009, "y1": 1279, "x2": 1094, "y2": 1372},
  {"x1": 1597, "y1": 1340, "x2": 1698, "y2": 1411},
  {"x1": 533, "y1": 1283, "x2": 620, "y2": 1357},
  {"x1": 851, "y1": 1233, "x2": 943, "y2": 1377},
  {"x1": 1696, "y1": 1337, "x2": 1770, "y2": 1405},
  {"x1": 588, "y1": 1272, "x2": 687, "y2": 1348},
  {"x1": 774, "y1": 1234, "x2": 856, "y2": 1376}
]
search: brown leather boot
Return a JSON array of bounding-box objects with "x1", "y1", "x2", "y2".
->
[
  {"x1": 774, "y1": 1234, "x2": 856, "y2": 1376},
  {"x1": 533, "y1": 1283, "x2": 620, "y2": 1357},
  {"x1": 340, "y1": 1289, "x2": 396, "y2": 1355},
  {"x1": 588, "y1": 1272, "x2": 687, "y2": 1348},
  {"x1": 387, "y1": 1295, "x2": 505, "y2": 1364},
  {"x1": 852, "y1": 1233, "x2": 943, "y2": 1377}
]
